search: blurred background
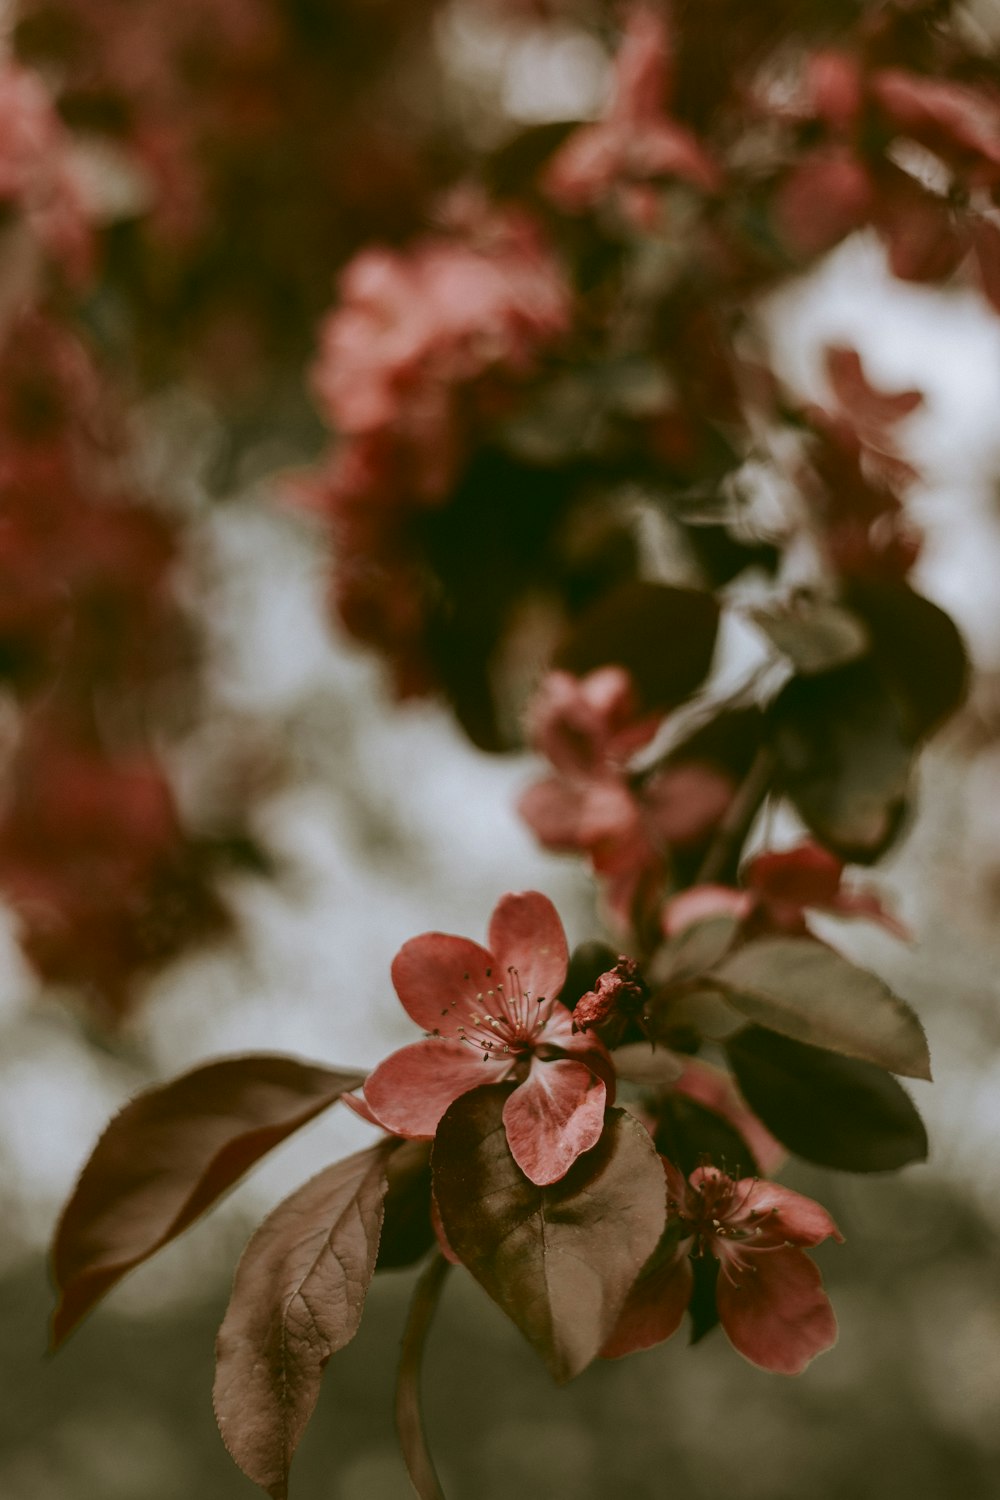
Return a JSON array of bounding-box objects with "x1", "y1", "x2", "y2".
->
[{"x1": 1, "y1": 1, "x2": 1000, "y2": 1496}]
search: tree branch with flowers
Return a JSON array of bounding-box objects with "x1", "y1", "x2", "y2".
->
[{"x1": 13, "y1": 0, "x2": 997, "y2": 1494}]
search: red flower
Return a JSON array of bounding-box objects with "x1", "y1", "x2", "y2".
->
[
  {"x1": 364, "y1": 891, "x2": 612, "y2": 1185},
  {"x1": 519, "y1": 668, "x2": 734, "y2": 931},
  {"x1": 544, "y1": 4, "x2": 719, "y2": 227},
  {"x1": 661, "y1": 841, "x2": 908, "y2": 940},
  {"x1": 604, "y1": 1162, "x2": 842, "y2": 1374}
]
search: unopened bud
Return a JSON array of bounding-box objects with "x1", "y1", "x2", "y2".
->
[{"x1": 572, "y1": 956, "x2": 646, "y2": 1031}]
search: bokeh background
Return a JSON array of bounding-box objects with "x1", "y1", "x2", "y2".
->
[{"x1": 2, "y1": 3, "x2": 1000, "y2": 1496}]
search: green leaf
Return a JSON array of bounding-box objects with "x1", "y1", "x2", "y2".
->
[
  {"x1": 848, "y1": 580, "x2": 969, "y2": 740},
  {"x1": 654, "y1": 915, "x2": 742, "y2": 984},
  {"x1": 726, "y1": 1027, "x2": 928, "y2": 1172},
  {"x1": 213, "y1": 1141, "x2": 394, "y2": 1500},
  {"x1": 767, "y1": 662, "x2": 913, "y2": 862},
  {"x1": 713, "y1": 937, "x2": 931, "y2": 1080},
  {"x1": 432, "y1": 1088, "x2": 666, "y2": 1382},
  {"x1": 612, "y1": 1043, "x2": 685, "y2": 1087},
  {"x1": 51, "y1": 1055, "x2": 366, "y2": 1347}
]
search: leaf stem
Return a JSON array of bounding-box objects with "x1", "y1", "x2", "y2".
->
[
  {"x1": 396, "y1": 1252, "x2": 451, "y2": 1500},
  {"x1": 695, "y1": 746, "x2": 775, "y2": 886}
]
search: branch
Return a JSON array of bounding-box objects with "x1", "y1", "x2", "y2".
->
[
  {"x1": 396, "y1": 1252, "x2": 452, "y2": 1500},
  {"x1": 695, "y1": 746, "x2": 775, "y2": 886}
]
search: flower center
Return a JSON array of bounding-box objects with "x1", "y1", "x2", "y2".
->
[
  {"x1": 454, "y1": 964, "x2": 553, "y2": 1062},
  {"x1": 675, "y1": 1173, "x2": 776, "y2": 1267}
]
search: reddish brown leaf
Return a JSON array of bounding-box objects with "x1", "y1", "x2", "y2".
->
[
  {"x1": 213, "y1": 1141, "x2": 394, "y2": 1500},
  {"x1": 432, "y1": 1087, "x2": 666, "y2": 1382},
  {"x1": 51, "y1": 1055, "x2": 366, "y2": 1347}
]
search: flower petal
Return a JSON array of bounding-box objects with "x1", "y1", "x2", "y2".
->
[
  {"x1": 502, "y1": 1057, "x2": 606, "y2": 1186},
  {"x1": 717, "y1": 1245, "x2": 838, "y2": 1375},
  {"x1": 540, "y1": 1003, "x2": 617, "y2": 1099},
  {"x1": 601, "y1": 1249, "x2": 693, "y2": 1359},
  {"x1": 488, "y1": 891, "x2": 569, "y2": 1009},
  {"x1": 730, "y1": 1180, "x2": 843, "y2": 1248},
  {"x1": 391, "y1": 933, "x2": 496, "y2": 1033},
  {"x1": 365, "y1": 1039, "x2": 509, "y2": 1138}
]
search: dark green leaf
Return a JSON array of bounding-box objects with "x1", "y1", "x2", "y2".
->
[
  {"x1": 713, "y1": 937, "x2": 931, "y2": 1079},
  {"x1": 556, "y1": 581, "x2": 720, "y2": 713},
  {"x1": 432, "y1": 1087, "x2": 666, "y2": 1382},
  {"x1": 726, "y1": 1027, "x2": 929, "y2": 1172},
  {"x1": 847, "y1": 580, "x2": 969, "y2": 740},
  {"x1": 767, "y1": 661, "x2": 912, "y2": 862}
]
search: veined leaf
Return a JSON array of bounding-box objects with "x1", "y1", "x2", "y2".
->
[
  {"x1": 213, "y1": 1140, "x2": 394, "y2": 1500},
  {"x1": 726, "y1": 1027, "x2": 928, "y2": 1172},
  {"x1": 713, "y1": 938, "x2": 931, "y2": 1080},
  {"x1": 51, "y1": 1055, "x2": 365, "y2": 1346},
  {"x1": 432, "y1": 1087, "x2": 665, "y2": 1383}
]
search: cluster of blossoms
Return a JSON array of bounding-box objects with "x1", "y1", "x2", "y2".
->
[
  {"x1": 301, "y1": 195, "x2": 572, "y2": 698},
  {"x1": 14, "y1": 0, "x2": 446, "y2": 385},
  {"x1": 23, "y1": 0, "x2": 994, "y2": 1494},
  {"x1": 519, "y1": 665, "x2": 736, "y2": 932},
  {"x1": 0, "y1": 55, "x2": 257, "y2": 1019}
]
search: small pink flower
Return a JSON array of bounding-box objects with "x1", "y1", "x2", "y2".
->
[
  {"x1": 364, "y1": 891, "x2": 612, "y2": 1186},
  {"x1": 603, "y1": 1162, "x2": 842, "y2": 1374},
  {"x1": 544, "y1": 4, "x2": 719, "y2": 223},
  {"x1": 520, "y1": 668, "x2": 734, "y2": 932},
  {"x1": 661, "y1": 843, "x2": 907, "y2": 942},
  {"x1": 744, "y1": 842, "x2": 908, "y2": 938}
]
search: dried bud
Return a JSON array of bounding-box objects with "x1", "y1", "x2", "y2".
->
[{"x1": 572, "y1": 956, "x2": 646, "y2": 1031}]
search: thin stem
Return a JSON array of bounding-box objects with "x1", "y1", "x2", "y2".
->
[
  {"x1": 695, "y1": 746, "x2": 775, "y2": 887},
  {"x1": 396, "y1": 1253, "x2": 451, "y2": 1500}
]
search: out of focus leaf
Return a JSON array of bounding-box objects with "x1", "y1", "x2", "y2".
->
[
  {"x1": 612, "y1": 1042, "x2": 685, "y2": 1086},
  {"x1": 751, "y1": 595, "x2": 870, "y2": 674},
  {"x1": 432, "y1": 1087, "x2": 665, "y2": 1382},
  {"x1": 51, "y1": 1055, "x2": 365, "y2": 1346},
  {"x1": 214, "y1": 1141, "x2": 393, "y2": 1500},
  {"x1": 848, "y1": 579, "x2": 969, "y2": 740},
  {"x1": 727, "y1": 1027, "x2": 928, "y2": 1171},
  {"x1": 654, "y1": 914, "x2": 742, "y2": 984},
  {"x1": 556, "y1": 580, "x2": 720, "y2": 713},
  {"x1": 713, "y1": 937, "x2": 931, "y2": 1079},
  {"x1": 767, "y1": 660, "x2": 912, "y2": 861}
]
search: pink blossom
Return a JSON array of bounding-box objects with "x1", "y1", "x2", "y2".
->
[
  {"x1": 0, "y1": 62, "x2": 92, "y2": 280},
  {"x1": 520, "y1": 668, "x2": 734, "y2": 931},
  {"x1": 543, "y1": 4, "x2": 719, "y2": 224},
  {"x1": 311, "y1": 204, "x2": 570, "y2": 499},
  {"x1": 363, "y1": 891, "x2": 612, "y2": 1186},
  {"x1": 525, "y1": 666, "x2": 661, "y2": 774},
  {"x1": 661, "y1": 842, "x2": 907, "y2": 942},
  {"x1": 603, "y1": 1162, "x2": 842, "y2": 1373}
]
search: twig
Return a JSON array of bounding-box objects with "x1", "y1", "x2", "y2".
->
[
  {"x1": 695, "y1": 746, "x2": 775, "y2": 886},
  {"x1": 396, "y1": 1253, "x2": 451, "y2": 1500}
]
